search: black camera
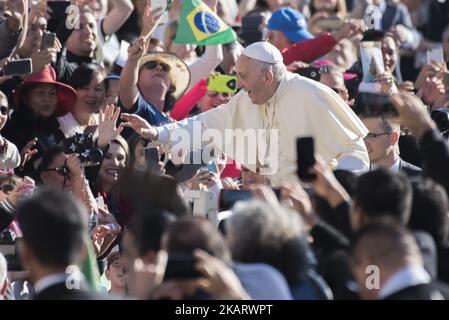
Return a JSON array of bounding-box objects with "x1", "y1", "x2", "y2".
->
[
  {"x1": 0, "y1": 229, "x2": 22, "y2": 271},
  {"x1": 431, "y1": 108, "x2": 449, "y2": 138},
  {"x1": 63, "y1": 133, "x2": 103, "y2": 165}
]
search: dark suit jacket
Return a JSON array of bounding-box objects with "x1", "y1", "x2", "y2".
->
[
  {"x1": 383, "y1": 282, "x2": 449, "y2": 300},
  {"x1": 399, "y1": 158, "x2": 422, "y2": 178},
  {"x1": 34, "y1": 282, "x2": 106, "y2": 300}
]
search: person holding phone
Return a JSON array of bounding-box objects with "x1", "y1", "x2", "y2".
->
[{"x1": 121, "y1": 41, "x2": 369, "y2": 186}]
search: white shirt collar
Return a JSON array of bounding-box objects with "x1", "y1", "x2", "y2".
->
[
  {"x1": 390, "y1": 157, "x2": 401, "y2": 172},
  {"x1": 378, "y1": 265, "x2": 431, "y2": 299},
  {"x1": 34, "y1": 273, "x2": 69, "y2": 295}
]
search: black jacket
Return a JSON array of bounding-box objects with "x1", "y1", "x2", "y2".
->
[
  {"x1": 383, "y1": 282, "x2": 449, "y2": 300},
  {"x1": 399, "y1": 158, "x2": 422, "y2": 178},
  {"x1": 2, "y1": 108, "x2": 65, "y2": 177}
]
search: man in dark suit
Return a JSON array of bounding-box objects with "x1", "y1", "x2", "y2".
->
[
  {"x1": 361, "y1": 115, "x2": 421, "y2": 177},
  {"x1": 16, "y1": 187, "x2": 103, "y2": 300},
  {"x1": 351, "y1": 220, "x2": 449, "y2": 300}
]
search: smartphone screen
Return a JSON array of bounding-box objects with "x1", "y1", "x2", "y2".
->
[
  {"x1": 41, "y1": 32, "x2": 57, "y2": 51},
  {"x1": 219, "y1": 189, "x2": 253, "y2": 211},
  {"x1": 3, "y1": 59, "x2": 32, "y2": 76},
  {"x1": 427, "y1": 48, "x2": 444, "y2": 65},
  {"x1": 296, "y1": 137, "x2": 316, "y2": 182},
  {"x1": 163, "y1": 254, "x2": 201, "y2": 280}
]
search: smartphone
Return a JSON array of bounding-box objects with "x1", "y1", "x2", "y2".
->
[
  {"x1": 207, "y1": 161, "x2": 217, "y2": 173},
  {"x1": 2, "y1": 59, "x2": 32, "y2": 76},
  {"x1": 145, "y1": 147, "x2": 161, "y2": 173},
  {"x1": 219, "y1": 189, "x2": 253, "y2": 210},
  {"x1": 41, "y1": 32, "x2": 57, "y2": 51},
  {"x1": 296, "y1": 137, "x2": 316, "y2": 182},
  {"x1": 356, "y1": 92, "x2": 398, "y2": 117},
  {"x1": 96, "y1": 196, "x2": 105, "y2": 210},
  {"x1": 314, "y1": 16, "x2": 345, "y2": 31},
  {"x1": 163, "y1": 254, "x2": 201, "y2": 281},
  {"x1": 427, "y1": 48, "x2": 444, "y2": 65},
  {"x1": 295, "y1": 67, "x2": 321, "y2": 82},
  {"x1": 207, "y1": 75, "x2": 238, "y2": 93},
  {"x1": 219, "y1": 188, "x2": 282, "y2": 210}
]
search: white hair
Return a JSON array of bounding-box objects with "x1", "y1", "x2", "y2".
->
[{"x1": 254, "y1": 60, "x2": 286, "y2": 81}]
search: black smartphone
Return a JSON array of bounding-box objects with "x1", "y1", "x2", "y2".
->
[
  {"x1": 2, "y1": 59, "x2": 32, "y2": 76},
  {"x1": 144, "y1": 147, "x2": 161, "y2": 173},
  {"x1": 163, "y1": 254, "x2": 201, "y2": 281},
  {"x1": 41, "y1": 31, "x2": 57, "y2": 51},
  {"x1": 219, "y1": 188, "x2": 282, "y2": 210},
  {"x1": 356, "y1": 92, "x2": 398, "y2": 117},
  {"x1": 295, "y1": 67, "x2": 321, "y2": 81},
  {"x1": 219, "y1": 189, "x2": 253, "y2": 211},
  {"x1": 296, "y1": 137, "x2": 316, "y2": 182}
]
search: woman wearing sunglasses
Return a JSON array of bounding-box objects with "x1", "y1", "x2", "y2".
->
[
  {"x1": 0, "y1": 91, "x2": 21, "y2": 170},
  {"x1": 119, "y1": 37, "x2": 191, "y2": 139}
]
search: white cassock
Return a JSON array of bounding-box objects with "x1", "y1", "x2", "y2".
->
[{"x1": 156, "y1": 71, "x2": 369, "y2": 186}]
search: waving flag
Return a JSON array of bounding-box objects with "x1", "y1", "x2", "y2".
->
[{"x1": 174, "y1": 0, "x2": 236, "y2": 45}]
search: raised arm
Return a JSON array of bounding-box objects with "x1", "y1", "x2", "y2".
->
[
  {"x1": 101, "y1": 0, "x2": 134, "y2": 36},
  {"x1": 188, "y1": 44, "x2": 223, "y2": 89},
  {"x1": 119, "y1": 37, "x2": 148, "y2": 110}
]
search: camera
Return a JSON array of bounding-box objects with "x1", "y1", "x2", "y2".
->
[
  {"x1": 431, "y1": 108, "x2": 449, "y2": 138},
  {"x1": 63, "y1": 133, "x2": 103, "y2": 165},
  {"x1": 0, "y1": 229, "x2": 22, "y2": 271}
]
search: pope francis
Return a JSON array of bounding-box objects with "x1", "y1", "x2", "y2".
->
[{"x1": 121, "y1": 41, "x2": 369, "y2": 185}]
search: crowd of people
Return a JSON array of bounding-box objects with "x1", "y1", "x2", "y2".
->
[{"x1": 0, "y1": 0, "x2": 449, "y2": 300}]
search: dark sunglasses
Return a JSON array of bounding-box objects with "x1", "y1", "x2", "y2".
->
[
  {"x1": 42, "y1": 165, "x2": 71, "y2": 178},
  {"x1": 143, "y1": 61, "x2": 171, "y2": 73},
  {"x1": 0, "y1": 105, "x2": 8, "y2": 116}
]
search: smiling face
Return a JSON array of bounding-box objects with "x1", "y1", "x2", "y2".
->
[
  {"x1": 381, "y1": 37, "x2": 398, "y2": 75},
  {"x1": 25, "y1": 83, "x2": 58, "y2": 119},
  {"x1": 0, "y1": 93, "x2": 9, "y2": 131},
  {"x1": 235, "y1": 55, "x2": 275, "y2": 105},
  {"x1": 362, "y1": 117, "x2": 397, "y2": 165},
  {"x1": 75, "y1": 72, "x2": 106, "y2": 114},
  {"x1": 66, "y1": 12, "x2": 97, "y2": 57},
  {"x1": 99, "y1": 142, "x2": 127, "y2": 187}
]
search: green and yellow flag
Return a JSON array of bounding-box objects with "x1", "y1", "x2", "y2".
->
[{"x1": 174, "y1": 0, "x2": 236, "y2": 45}]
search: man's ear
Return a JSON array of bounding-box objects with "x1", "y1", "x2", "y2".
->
[
  {"x1": 389, "y1": 132, "x2": 399, "y2": 146},
  {"x1": 265, "y1": 69, "x2": 274, "y2": 84}
]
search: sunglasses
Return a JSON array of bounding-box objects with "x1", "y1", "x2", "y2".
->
[
  {"x1": 42, "y1": 165, "x2": 71, "y2": 178},
  {"x1": 207, "y1": 91, "x2": 232, "y2": 98},
  {"x1": 0, "y1": 105, "x2": 8, "y2": 116},
  {"x1": 143, "y1": 61, "x2": 171, "y2": 73}
]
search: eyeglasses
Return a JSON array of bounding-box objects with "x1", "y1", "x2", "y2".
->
[
  {"x1": 0, "y1": 105, "x2": 8, "y2": 116},
  {"x1": 42, "y1": 165, "x2": 70, "y2": 178},
  {"x1": 365, "y1": 132, "x2": 392, "y2": 139},
  {"x1": 143, "y1": 61, "x2": 171, "y2": 73},
  {"x1": 206, "y1": 91, "x2": 232, "y2": 98}
]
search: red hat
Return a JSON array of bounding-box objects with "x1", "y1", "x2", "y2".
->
[{"x1": 13, "y1": 66, "x2": 77, "y2": 117}]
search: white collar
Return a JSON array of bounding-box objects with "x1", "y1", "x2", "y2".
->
[
  {"x1": 390, "y1": 157, "x2": 401, "y2": 172},
  {"x1": 34, "y1": 273, "x2": 69, "y2": 294},
  {"x1": 378, "y1": 265, "x2": 430, "y2": 299}
]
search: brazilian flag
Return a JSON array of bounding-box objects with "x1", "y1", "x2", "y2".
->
[{"x1": 174, "y1": 0, "x2": 236, "y2": 45}]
